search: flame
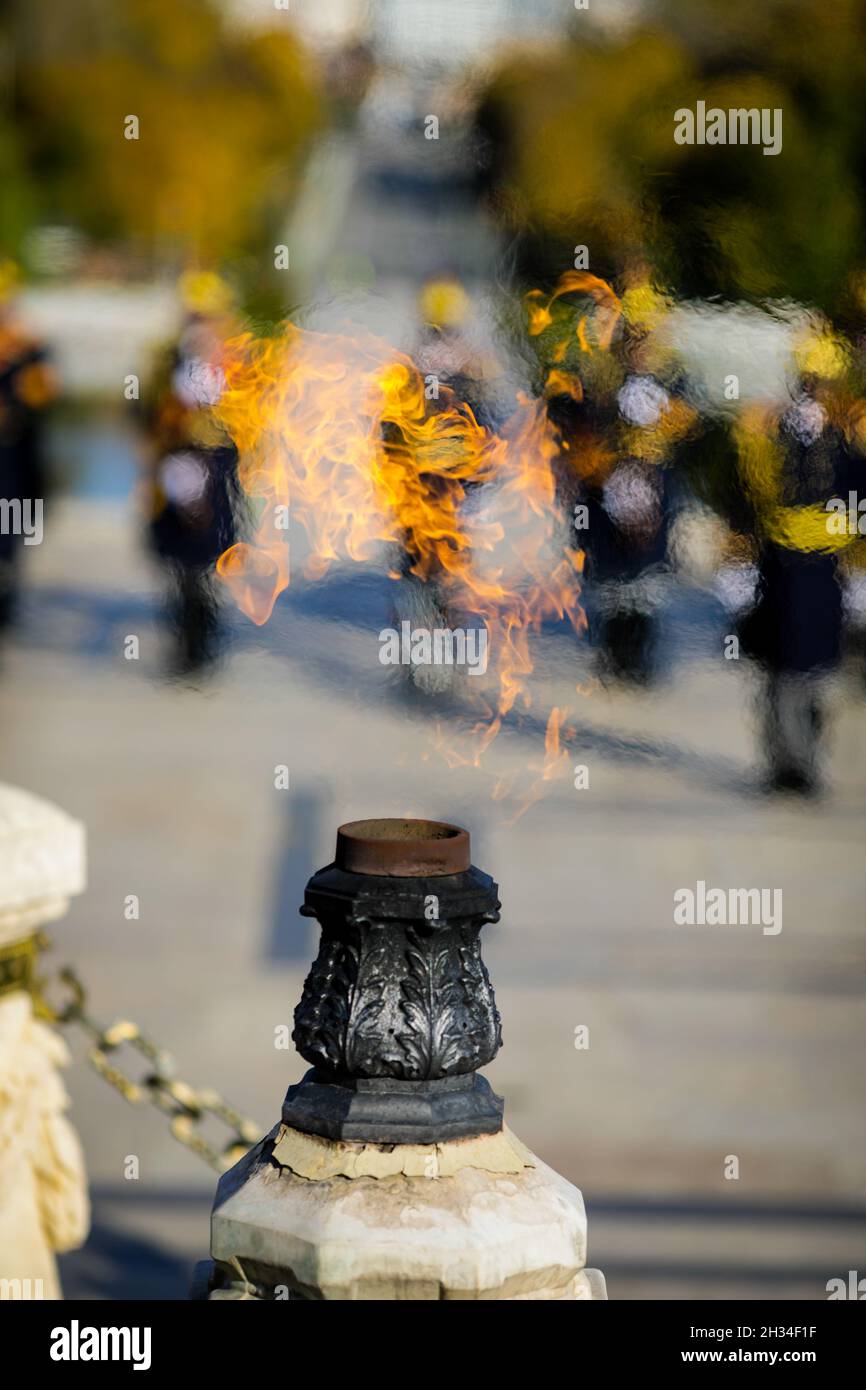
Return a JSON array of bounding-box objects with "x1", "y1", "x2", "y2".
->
[
  {"x1": 543, "y1": 368, "x2": 583, "y2": 402},
  {"x1": 505, "y1": 705, "x2": 577, "y2": 825},
  {"x1": 523, "y1": 270, "x2": 622, "y2": 354},
  {"x1": 214, "y1": 324, "x2": 502, "y2": 623},
  {"x1": 208, "y1": 277, "x2": 623, "y2": 810}
]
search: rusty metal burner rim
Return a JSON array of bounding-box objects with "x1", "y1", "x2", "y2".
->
[{"x1": 335, "y1": 817, "x2": 471, "y2": 877}]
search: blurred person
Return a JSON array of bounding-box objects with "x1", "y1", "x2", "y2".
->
[
  {"x1": 384, "y1": 277, "x2": 501, "y2": 701},
  {"x1": 735, "y1": 326, "x2": 863, "y2": 795},
  {"x1": 548, "y1": 280, "x2": 697, "y2": 684},
  {"x1": 0, "y1": 259, "x2": 59, "y2": 631},
  {"x1": 141, "y1": 270, "x2": 240, "y2": 676},
  {"x1": 325, "y1": 40, "x2": 375, "y2": 126},
  {"x1": 414, "y1": 274, "x2": 502, "y2": 432}
]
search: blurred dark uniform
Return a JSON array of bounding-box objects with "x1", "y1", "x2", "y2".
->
[
  {"x1": 551, "y1": 364, "x2": 695, "y2": 684},
  {"x1": 385, "y1": 276, "x2": 502, "y2": 698},
  {"x1": 142, "y1": 273, "x2": 239, "y2": 673},
  {"x1": 0, "y1": 268, "x2": 58, "y2": 629},
  {"x1": 413, "y1": 276, "x2": 503, "y2": 433},
  {"x1": 736, "y1": 381, "x2": 860, "y2": 793}
]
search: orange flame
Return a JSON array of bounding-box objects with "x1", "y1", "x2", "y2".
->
[
  {"x1": 523, "y1": 270, "x2": 622, "y2": 354},
  {"x1": 499, "y1": 705, "x2": 578, "y2": 825},
  {"x1": 208, "y1": 278, "x2": 622, "y2": 809},
  {"x1": 214, "y1": 324, "x2": 503, "y2": 623}
]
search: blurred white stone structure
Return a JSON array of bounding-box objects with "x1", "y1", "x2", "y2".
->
[
  {"x1": 0, "y1": 784, "x2": 88, "y2": 1299},
  {"x1": 209, "y1": 1121, "x2": 608, "y2": 1300}
]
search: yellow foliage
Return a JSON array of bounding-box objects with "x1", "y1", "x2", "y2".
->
[
  {"x1": 25, "y1": 0, "x2": 321, "y2": 261},
  {"x1": 487, "y1": 31, "x2": 692, "y2": 244}
]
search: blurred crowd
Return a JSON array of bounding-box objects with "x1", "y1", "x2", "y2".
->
[
  {"x1": 2, "y1": 0, "x2": 866, "y2": 801},
  {"x1": 3, "y1": 249, "x2": 866, "y2": 798}
]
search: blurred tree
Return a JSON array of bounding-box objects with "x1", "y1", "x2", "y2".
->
[
  {"x1": 0, "y1": 4, "x2": 38, "y2": 251},
  {"x1": 476, "y1": 0, "x2": 866, "y2": 317},
  {"x1": 5, "y1": 0, "x2": 321, "y2": 271},
  {"x1": 0, "y1": 114, "x2": 37, "y2": 252},
  {"x1": 651, "y1": 0, "x2": 866, "y2": 316},
  {"x1": 475, "y1": 29, "x2": 692, "y2": 287}
]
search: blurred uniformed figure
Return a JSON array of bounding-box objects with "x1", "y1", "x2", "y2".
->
[
  {"x1": 545, "y1": 278, "x2": 696, "y2": 684},
  {"x1": 383, "y1": 276, "x2": 503, "y2": 700},
  {"x1": 0, "y1": 260, "x2": 59, "y2": 630},
  {"x1": 141, "y1": 270, "x2": 240, "y2": 675},
  {"x1": 736, "y1": 325, "x2": 863, "y2": 794},
  {"x1": 414, "y1": 275, "x2": 503, "y2": 432}
]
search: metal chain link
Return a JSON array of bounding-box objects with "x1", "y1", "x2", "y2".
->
[{"x1": 32, "y1": 948, "x2": 262, "y2": 1173}]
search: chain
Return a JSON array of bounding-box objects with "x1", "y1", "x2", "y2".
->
[{"x1": 31, "y1": 943, "x2": 262, "y2": 1173}]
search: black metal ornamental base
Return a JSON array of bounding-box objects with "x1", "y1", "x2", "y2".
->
[
  {"x1": 282, "y1": 1069, "x2": 504, "y2": 1144},
  {"x1": 286, "y1": 818, "x2": 505, "y2": 1145}
]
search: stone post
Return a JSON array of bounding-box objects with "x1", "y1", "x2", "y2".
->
[
  {"x1": 0, "y1": 783, "x2": 89, "y2": 1300},
  {"x1": 206, "y1": 818, "x2": 607, "y2": 1300}
]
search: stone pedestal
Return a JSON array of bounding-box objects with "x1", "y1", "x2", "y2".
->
[
  {"x1": 0, "y1": 784, "x2": 88, "y2": 1300},
  {"x1": 208, "y1": 1122, "x2": 607, "y2": 1300},
  {"x1": 204, "y1": 818, "x2": 607, "y2": 1301}
]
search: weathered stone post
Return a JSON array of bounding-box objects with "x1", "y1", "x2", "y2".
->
[
  {"x1": 206, "y1": 819, "x2": 607, "y2": 1300},
  {"x1": 0, "y1": 784, "x2": 89, "y2": 1299}
]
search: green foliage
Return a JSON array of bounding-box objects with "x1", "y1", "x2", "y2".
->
[
  {"x1": 480, "y1": 0, "x2": 866, "y2": 314},
  {"x1": 11, "y1": 0, "x2": 322, "y2": 266}
]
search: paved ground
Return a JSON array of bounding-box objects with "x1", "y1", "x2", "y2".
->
[{"x1": 2, "y1": 493, "x2": 864, "y2": 1300}]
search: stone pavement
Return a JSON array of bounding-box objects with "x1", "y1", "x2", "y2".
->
[{"x1": 1, "y1": 496, "x2": 863, "y2": 1299}]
